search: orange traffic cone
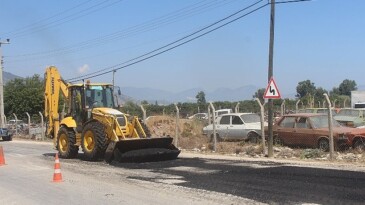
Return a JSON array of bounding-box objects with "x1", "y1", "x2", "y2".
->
[
  {"x1": 52, "y1": 153, "x2": 63, "y2": 182},
  {"x1": 0, "y1": 146, "x2": 6, "y2": 166}
]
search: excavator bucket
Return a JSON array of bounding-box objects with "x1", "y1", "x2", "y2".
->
[{"x1": 107, "y1": 137, "x2": 180, "y2": 163}]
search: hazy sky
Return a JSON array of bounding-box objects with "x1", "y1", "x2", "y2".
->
[{"x1": 1, "y1": 0, "x2": 364, "y2": 96}]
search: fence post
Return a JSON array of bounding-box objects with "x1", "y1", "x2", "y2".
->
[
  {"x1": 140, "y1": 105, "x2": 146, "y2": 123},
  {"x1": 295, "y1": 100, "x2": 300, "y2": 113},
  {"x1": 280, "y1": 100, "x2": 285, "y2": 116},
  {"x1": 39, "y1": 112, "x2": 44, "y2": 140},
  {"x1": 207, "y1": 106, "x2": 211, "y2": 125},
  {"x1": 208, "y1": 102, "x2": 217, "y2": 152},
  {"x1": 174, "y1": 104, "x2": 179, "y2": 147},
  {"x1": 343, "y1": 98, "x2": 347, "y2": 108},
  {"x1": 235, "y1": 102, "x2": 240, "y2": 113},
  {"x1": 25, "y1": 112, "x2": 31, "y2": 136},
  {"x1": 4, "y1": 115, "x2": 6, "y2": 126},
  {"x1": 323, "y1": 93, "x2": 334, "y2": 161},
  {"x1": 12, "y1": 113, "x2": 18, "y2": 136},
  {"x1": 255, "y1": 98, "x2": 267, "y2": 155},
  {"x1": 332, "y1": 99, "x2": 337, "y2": 108}
]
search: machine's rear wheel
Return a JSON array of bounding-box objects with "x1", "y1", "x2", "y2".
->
[
  {"x1": 81, "y1": 121, "x2": 108, "y2": 161},
  {"x1": 57, "y1": 127, "x2": 78, "y2": 158}
]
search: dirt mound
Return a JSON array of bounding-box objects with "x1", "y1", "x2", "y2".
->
[{"x1": 145, "y1": 115, "x2": 209, "y2": 150}]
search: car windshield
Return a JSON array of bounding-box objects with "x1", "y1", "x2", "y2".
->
[
  {"x1": 309, "y1": 115, "x2": 341, "y2": 128},
  {"x1": 337, "y1": 109, "x2": 359, "y2": 117},
  {"x1": 241, "y1": 114, "x2": 260, "y2": 123}
]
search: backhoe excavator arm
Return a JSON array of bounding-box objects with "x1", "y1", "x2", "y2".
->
[{"x1": 44, "y1": 66, "x2": 69, "y2": 140}]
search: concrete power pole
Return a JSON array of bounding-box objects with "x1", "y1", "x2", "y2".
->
[
  {"x1": 0, "y1": 38, "x2": 10, "y2": 128},
  {"x1": 267, "y1": 0, "x2": 275, "y2": 157}
]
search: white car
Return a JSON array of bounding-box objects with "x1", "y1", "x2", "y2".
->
[
  {"x1": 202, "y1": 113, "x2": 263, "y2": 142},
  {"x1": 188, "y1": 113, "x2": 208, "y2": 120}
]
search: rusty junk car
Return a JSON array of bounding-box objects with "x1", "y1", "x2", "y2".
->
[{"x1": 271, "y1": 113, "x2": 365, "y2": 152}]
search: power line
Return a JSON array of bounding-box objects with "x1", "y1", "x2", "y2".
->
[
  {"x1": 6, "y1": 0, "x2": 124, "y2": 39},
  {"x1": 275, "y1": 0, "x2": 312, "y2": 4},
  {"x1": 68, "y1": 1, "x2": 269, "y2": 82},
  {"x1": 67, "y1": 0, "x2": 265, "y2": 81},
  {"x1": 7, "y1": 0, "x2": 237, "y2": 60},
  {"x1": 66, "y1": 0, "x2": 265, "y2": 81},
  {"x1": 0, "y1": 0, "x2": 95, "y2": 36}
]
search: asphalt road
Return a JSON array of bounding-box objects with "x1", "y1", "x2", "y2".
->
[{"x1": 1, "y1": 139, "x2": 365, "y2": 205}]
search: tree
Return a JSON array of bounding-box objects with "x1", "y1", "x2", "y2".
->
[
  {"x1": 330, "y1": 87, "x2": 340, "y2": 96},
  {"x1": 296, "y1": 80, "x2": 316, "y2": 98},
  {"x1": 196, "y1": 91, "x2": 206, "y2": 105},
  {"x1": 314, "y1": 87, "x2": 327, "y2": 106},
  {"x1": 253, "y1": 88, "x2": 265, "y2": 103},
  {"x1": 338, "y1": 79, "x2": 357, "y2": 96},
  {"x1": 4, "y1": 75, "x2": 44, "y2": 120}
]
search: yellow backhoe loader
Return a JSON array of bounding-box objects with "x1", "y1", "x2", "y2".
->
[{"x1": 44, "y1": 66, "x2": 180, "y2": 162}]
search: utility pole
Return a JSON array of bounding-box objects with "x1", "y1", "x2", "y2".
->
[
  {"x1": 0, "y1": 38, "x2": 10, "y2": 128},
  {"x1": 267, "y1": 0, "x2": 275, "y2": 157},
  {"x1": 112, "y1": 70, "x2": 116, "y2": 88}
]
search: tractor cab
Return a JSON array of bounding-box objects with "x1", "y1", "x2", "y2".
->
[{"x1": 68, "y1": 83, "x2": 115, "y2": 132}]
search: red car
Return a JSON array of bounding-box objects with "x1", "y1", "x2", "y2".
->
[{"x1": 272, "y1": 113, "x2": 365, "y2": 151}]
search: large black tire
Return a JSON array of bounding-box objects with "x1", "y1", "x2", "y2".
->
[
  {"x1": 57, "y1": 127, "x2": 78, "y2": 158},
  {"x1": 2, "y1": 135, "x2": 12, "y2": 141},
  {"x1": 353, "y1": 139, "x2": 365, "y2": 153},
  {"x1": 273, "y1": 135, "x2": 283, "y2": 146},
  {"x1": 81, "y1": 121, "x2": 108, "y2": 161},
  {"x1": 318, "y1": 138, "x2": 329, "y2": 152},
  {"x1": 248, "y1": 132, "x2": 260, "y2": 144}
]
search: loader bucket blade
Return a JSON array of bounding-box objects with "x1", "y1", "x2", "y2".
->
[{"x1": 114, "y1": 137, "x2": 180, "y2": 162}]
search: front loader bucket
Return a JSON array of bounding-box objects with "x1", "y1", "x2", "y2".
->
[{"x1": 113, "y1": 137, "x2": 180, "y2": 163}]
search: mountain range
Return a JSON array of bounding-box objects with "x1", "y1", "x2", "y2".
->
[
  {"x1": 120, "y1": 86, "x2": 259, "y2": 103},
  {"x1": 3, "y1": 71, "x2": 21, "y2": 84}
]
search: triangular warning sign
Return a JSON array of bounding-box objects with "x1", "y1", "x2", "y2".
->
[{"x1": 264, "y1": 77, "x2": 281, "y2": 99}]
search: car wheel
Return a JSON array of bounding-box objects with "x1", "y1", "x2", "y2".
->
[
  {"x1": 318, "y1": 138, "x2": 329, "y2": 152},
  {"x1": 353, "y1": 139, "x2": 365, "y2": 153},
  {"x1": 273, "y1": 135, "x2": 283, "y2": 146},
  {"x1": 248, "y1": 132, "x2": 260, "y2": 144},
  {"x1": 2, "y1": 135, "x2": 12, "y2": 141}
]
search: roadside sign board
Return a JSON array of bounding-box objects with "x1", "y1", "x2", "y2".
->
[{"x1": 264, "y1": 77, "x2": 281, "y2": 99}]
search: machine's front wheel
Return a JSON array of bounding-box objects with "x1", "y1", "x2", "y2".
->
[
  {"x1": 81, "y1": 121, "x2": 108, "y2": 161},
  {"x1": 57, "y1": 127, "x2": 78, "y2": 158}
]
